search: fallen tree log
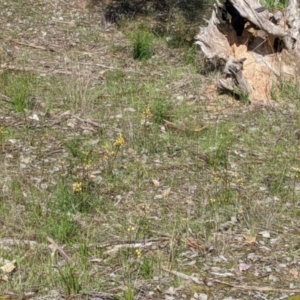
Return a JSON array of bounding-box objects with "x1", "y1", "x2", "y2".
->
[{"x1": 195, "y1": 0, "x2": 300, "y2": 104}]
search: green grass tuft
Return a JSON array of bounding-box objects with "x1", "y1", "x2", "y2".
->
[
  {"x1": 0, "y1": 71, "x2": 35, "y2": 112},
  {"x1": 261, "y1": 0, "x2": 289, "y2": 10},
  {"x1": 58, "y1": 265, "x2": 81, "y2": 296},
  {"x1": 132, "y1": 28, "x2": 153, "y2": 60}
]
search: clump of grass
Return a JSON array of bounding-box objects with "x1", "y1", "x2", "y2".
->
[
  {"x1": 123, "y1": 285, "x2": 135, "y2": 300},
  {"x1": 55, "y1": 174, "x2": 97, "y2": 214},
  {"x1": 152, "y1": 100, "x2": 172, "y2": 124},
  {"x1": 0, "y1": 71, "x2": 35, "y2": 112},
  {"x1": 64, "y1": 137, "x2": 86, "y2": 159},
  {"x1": 100, "y1": 132, "x2": 126, "y2": 176},
  {"x1": 132, "y1": 27, "x2": 153, "y2": 60},
  {"x1": 183, "y1": 44, "x2": 200, "y2": 69},
  {"x1": 271, "y1": 80, "x2": 300, "y2": 101},
  {"x1": 58, "y1": 132, "x2": 127, "y2": 216},
  {"x1": 207, "y1": 141, "x2": 230, "y2": 168},
  {"x1": 139, "y1": 257, "x2": 154, "y2": 279},
  {"x1": 58, "y1": 265, "x2": 81, "y2": 296},
  {"x1": 44, "y1": 211, "x2": 79, "y2": 243},
  {"x1": 236, "y1": 89, "x2": 250, "y2": 104}
]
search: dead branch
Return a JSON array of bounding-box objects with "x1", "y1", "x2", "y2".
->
[
  {"x1": 1, "y1": 64, "x2": 92, "y2": 77},
  {"x1": 71, "y1": 114, "x2": 102, "y2": 128},
  {"x1": 162, "y1": 267, "x2": 203, "y2": 285},
  {"x1": 47, "y1": 236, "x2": 73, "y2": 263},
  {"x1": 212, "y1": 278, "x2": 300, "y2": 293},
  {"x1": 162, "y1": 267, "x2": 300, "y2": 294},
  {"x1": 82, "y1": 236, "x2": 170, "y2": 249},
  {"x1": 0, "y1": 238, "x2": 38, "y2": 249},
  {"x1": 3, "y1": 34, "x2": 55, "y2": 52},
  {"x1": 0, "y1": 93, "x2": 12, "y2": 103}
]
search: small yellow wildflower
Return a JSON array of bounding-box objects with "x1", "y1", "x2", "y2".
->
[
  {"x1": 214, "y1": 176, "x2": 220, "y2": 182},
  {"x1": 72, "y1": 182, "x2": 83, "y2": 193},
  {"x1": 127, "y1": 226, "x2": 135, "y2": 232},
  {"x1": 114, "y1": 133, "x2": 125, "y2": 148},
  {"x1": 143, "y1": 105, "x2": 152, "y2": 119},
  {"x1": 210, "y1": 198, "x2": 216, "y2": 203},
  {"x1": 237, "y1": 177, "x2": 245, "y2": 185},
  {"x1": 84, "y1": 160, "x2": 92, "y2": 170},
  {"x1": 135, "y1": 249, "x2": 142, "y2": 259}
]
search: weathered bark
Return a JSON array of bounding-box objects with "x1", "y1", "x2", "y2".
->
[{"x1": 195, "y1": 0, "x2": 300, "y2": 104}]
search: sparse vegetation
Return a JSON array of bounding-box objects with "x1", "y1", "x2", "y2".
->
[
  {"x1": 271, "y1": 80, "x2": 300, "y2": 101},
  {"x1": 0, "y1": 0, "x2": 300, "y2": 299},
  {"x1": 261, "y1": 0, "x2": 289, "y2": 10}
]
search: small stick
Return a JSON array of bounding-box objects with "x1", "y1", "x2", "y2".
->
[
  {"x1": 212, "y1": 279, "x2": 300, "y2": 293},
  {"x1": 82, "y1": 236, "x2": 171, "y2": 249},
  {"x1": 162, "y1": 268, "x2": 300, "y2": 294},
  {"x1": 1, "y1": 65, "x2": 89, "y2": 77},
  {"x1": 4, "y1": 35, "x2": 54, "y2": 51},
  {"x1": 0, "y1": 93, "x2": 12, "y2": 103},
  {"x1": 71, "y1": 114, "x2": 102, "y2": 128},
  {"x1": 163, "y1": 119, "x2": 209, "y2": 133},
  {"x1": 47, "y1": 237, "x2": 73, "y2": 263},
  {"x1": 162, "y1": 267, "x2": 203, "y2": 284},
  {"x1": 104, "y1": 242, "x2": 154, "y2": 254}
]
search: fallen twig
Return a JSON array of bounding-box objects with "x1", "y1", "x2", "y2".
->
[
  {"x1": 82, "y1": 292, "x2": 115, "y2": 300},
  {"x1": 211, "y1": 279, "x2": 300, "y2": 293},
  {"x1": 104, "y1": 242, "x2": 154, "y2": 255},
  {"x1": 0, "y1": 93, "x2": 12, "y2": 103},
  {"x1": 163, "y1": 119, "x2": 209, "y2": 133},
  {"x1": 0, "y1": 238, "x2": 39, "y2": 249},
  {"x1": 162, "y1": 267, "x2": 203, "y2": 284},
  {"x1": 4, "y1": 34, "x2": 54, "y2": 51},
  {"x1": 1, "y1": 64, "x2": 92, "y2": 77},
  {"x1": 84, "y1": 237, "x2": 171, "y2": 255},
  {"x1": 71, "y1": 114, "x2": 102, "y2": 128},
  {"x1": 77, "y1": 61, "x2": 146, "y2": 75},
  {"x1": 1, "y1": 65, "x2": 36, "y2": 73},
  {"x1": 185, "y1": 237, "x2": 205, "y2": 251},
  {"x1": 95, "y1": 63, "x2": 118, "y2": 70},
  {"x1": 163, "y1": 119, "x2": 186, "y2": 131},
  {"x1": 47, "y1": 237, "x2": 73, "y2": 263},
  {"x1": 162, "y1": 268, "x2": 300, "y2": 294},
  {"x1": 85, "y1": 236, "x2": 170, "y2": 249}
]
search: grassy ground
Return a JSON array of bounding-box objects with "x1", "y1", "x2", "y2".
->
[{"x1": 1, "y1": 0, "x2": 300, "y2": 299}]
